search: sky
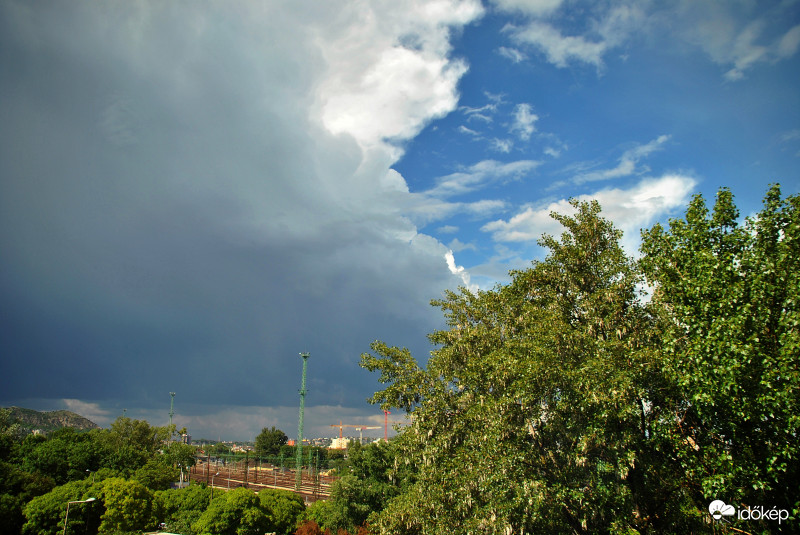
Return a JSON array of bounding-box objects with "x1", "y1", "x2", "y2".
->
[{"x1": 1, "y1": 0, "x2": 798, "y2": 442}]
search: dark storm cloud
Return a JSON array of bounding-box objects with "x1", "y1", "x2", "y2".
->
[{"x1": 0, "y1": 0, "x2": 476, "y2": 438}]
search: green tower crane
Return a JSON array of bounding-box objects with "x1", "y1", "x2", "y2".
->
[{"x1": 295, "y1": 352, "x2": 310, "y2": 490}]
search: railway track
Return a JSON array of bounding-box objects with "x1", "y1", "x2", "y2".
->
[{"x1": 189, "y1": 459, "x2": 335, "y2": 504}]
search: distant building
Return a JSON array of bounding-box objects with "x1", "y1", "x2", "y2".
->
[
  {"x1": 181, "y1": 433, "x2": 191, "y2": 445},
  {"x1": 330, "y1": 437, "x2": 350, "y2": 449}
]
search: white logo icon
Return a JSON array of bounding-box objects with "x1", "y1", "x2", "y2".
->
[{"x1": 709, "y1": 500, "x2": 736, "y2": 520}]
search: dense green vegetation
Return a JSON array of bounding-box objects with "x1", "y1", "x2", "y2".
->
[
  {"x1": 354, "y1": 185, "x2": 798, "y2": 534},
  {"x1": 3, "y1": 185, "x2": 797, "y2": 534},
  {"x1": 0, "y1": 414, "x2": 310, "y2": 535}
]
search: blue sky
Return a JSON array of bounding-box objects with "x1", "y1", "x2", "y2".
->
[{"x1": 1, "y1": 0, "x2": 798, "y2": 441}]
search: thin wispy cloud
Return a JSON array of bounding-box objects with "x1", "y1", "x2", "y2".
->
[
  {"x1": 427, "y1": 159, "x2": 540, "y2": 198},
  {"x1": 571, "y1": 135, "x2": 671, "y2": 184}
]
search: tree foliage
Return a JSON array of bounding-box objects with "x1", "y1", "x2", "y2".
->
[
  {"x1": 193, "y1": 487, "x2": 270, "y2": 535},
  {"x1": 255, "y1": 426, "x2": 289, "y2": 457},
  {"x1": 97, "y1": 477, "x2": 157, "y2": 533},
  {"x1": 640, "y1": 185, "x2": 800, "y2": 522},
  {"x1": 22, "y1": 479, "x2": 97, "y2": 535},
  {"x1": 156, "y1": 483, "x2": 212, "y2": 534},
  {"x1": 361, "y1": 189, "x2": 799, "y2": 534},
  {"x1": 362, "y1": 200, "x2": 671, "y2": 533},
  {"x1": 259, "y1": 488, "x2": 306, "y2": 535}
]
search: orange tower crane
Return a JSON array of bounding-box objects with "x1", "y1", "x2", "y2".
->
[
  {"x1": 382, "y1": 410, "x2": 411, "y2": 441},
  {"x1": 330, "y1": 421, "x2": 382, "y2": 444}
]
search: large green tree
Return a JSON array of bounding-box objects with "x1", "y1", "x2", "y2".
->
[
  {"x1": 192, "y1": 487, "x2": 271, "y2": 535},
  {"x1": 254, "y1": 426, "x2": 288, "y2": 457},
  {"x1": 101, "y1": 417, "x2": 171, "y2": 475},
  {"x1": 156, "y1": 484, "x2": 212, "y2": 535},
  {"x1": 97, "y1": 477, "x2": 158, "y2": 533},
  {"x1": 362, "y1": 200, "x2": 686, "y2": 534},
  {"x1": 258, "y1": 489, "x2": 306, "y2": 535},
  {"x1": 22, "y1": 479, "x2": 97, "y2": 535},
  {"x1": 360, "y1": 187, "x2": 799, "y2": 534},
  {"x1": 640, "y1": 185, "x2": 800, "y2": 525}
]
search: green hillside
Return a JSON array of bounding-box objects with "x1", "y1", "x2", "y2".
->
[{"x1": 2, "y1": 406, "x2": 100, "y2": 435}]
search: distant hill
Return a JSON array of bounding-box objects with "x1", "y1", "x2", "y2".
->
[{"x1": 2, "y1": 406, "x2": 101, "y2": 435}]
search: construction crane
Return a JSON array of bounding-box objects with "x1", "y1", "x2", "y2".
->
[
  {"x1": 382, "y1": 410, "x2": 410, "y2": 441},
  {"x1": 330, "y1": 421, "x2": 382, "y2": 444}
]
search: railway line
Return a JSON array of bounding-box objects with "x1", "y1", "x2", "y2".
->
[{"x1": 189, "y1": 458, "x2": 335, "y2": 504}]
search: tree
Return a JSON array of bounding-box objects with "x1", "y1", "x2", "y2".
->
[
  {"x1": 155, "y1": 484, "x2": 211, "y2": 534},
  {"x1": 101, "y1": 417, "x2": 170, "y2": 475},
  {"x1": 361, "y1": 200, "x2": 691, "y2": 533},
  {"x1": 0, "y1": 408, "x2": 23, "y2": 461},
  {"x1": 21, "y1": 428, "x2": 107, "y2": 485},
  {"x1": 255, "y1": 426, "x2": 288, "y2": 457},
  {"x1": 640, "y1": 185, "x2": 800, "y2": 522},
  {"x1": 133, "y1": 457, "x2": 180, "y2": 491},
  {"x1": 258, "y1": 488, "x2": 306, "y2": 535},
  {"x1": 0, "y1": 461, "x2": 53, "y2": 535},
  {"x1": 309, "y1": 441, "x2": 404, "y2": 533},
  {"x1": 192, "y1": 487, "x2": 271, "y2": 535},
  {"x1": 164, "y1": 441, "x2": 197, "y2": 470},
  {"x1": 98, "y1": 477, "x2": 157, "y2": 533},
  {"x1": 22, "y1": 479, "x2": 96, "y2": 535}
]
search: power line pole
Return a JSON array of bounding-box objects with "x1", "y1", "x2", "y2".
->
[
  {"x1": 295, "y1": 353, "x2": 310, "y2": 491},
  {"x1": 169, "y1": 392, "x2": 176, "y2": 441}
]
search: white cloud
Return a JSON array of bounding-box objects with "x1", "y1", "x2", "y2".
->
[
  {"x1": 445, "y1": 250, "x2": 474, "y2": 289},
  {"x1": 778, "y1": 25, "x2": 800, "y2": 58},
  {"x1": 780, "y1": 129, "x2": 800, "y2": 143},
  {"x1": 492, "y1": 0, "x2": 564, "y2": 16},
  {"x1": 464, "y1": 199, "x2": 508, "y2": 215},
  {"x1": 496, "y1": 1, "x2": 797, "y2": 79},
  {"x1": 572, "y1": 135, "x2": 671, "y2": 184},
  {"x1": 427, "y1": 159, "x2": 540, "y2": 197},
  {"x1": 511, "y1": 103, "x2": 538, "y2": 140},
  {"x1": 506, "y1": 20, "x2": 608, "y2": 68},
  {"x1": 315, "y1": 0, "x2": 484, "y2": 149},
  {"x1": 497, "y1": 46, "x2": 527, "y2": 63},
  {"x1": 491, "y1": 138, "x2": 514, "y2": 152},
  {"x1": 447, "y1": 237, "x2": 478, "y2": 252},
  {"x1": 438, "y1": 225, "x2": 460, "y2": 234},
  {"x1": 669, "y1": 3, "x2": 800, "y2": 81},
  {"x1": 482, "y1": 174, "x2": 697, "y2": 253},
  {"x1": 460, "y1": 102, "x2": 498, "y2": 123}
]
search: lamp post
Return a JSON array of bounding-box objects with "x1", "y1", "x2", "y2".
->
[
  {"x1": 210, "y1": 472, "x2": 220, "y2": 502},
  {"x1": 63, "y1": 497, "x2": 96, "y2": 535}
]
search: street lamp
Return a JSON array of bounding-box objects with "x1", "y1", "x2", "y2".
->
[
  {"x1": 63, "y1": 497, "x2": 96, "y2": 535},
  {"x1": 211, "y1": 472, "x2": 220, "y2": 502}
]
